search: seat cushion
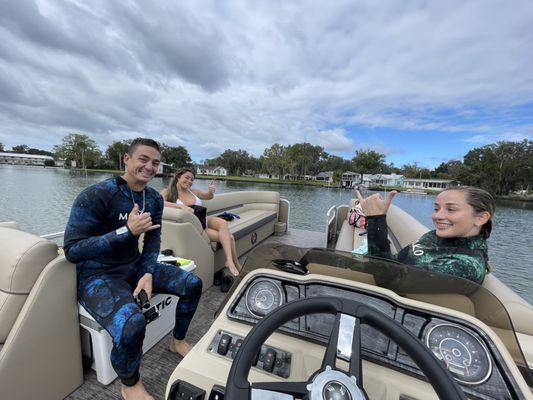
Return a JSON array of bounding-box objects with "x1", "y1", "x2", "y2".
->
[
  {"x1": 210, "y1": 210, "x2": 277, "y2": 250},
  {"x1": 0, "y1": 228, "x2": 58, "y2": 343}
]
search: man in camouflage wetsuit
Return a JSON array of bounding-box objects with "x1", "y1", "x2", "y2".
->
[{"x1": 64, "y1": 138, "x2": 202, "y2": 400}]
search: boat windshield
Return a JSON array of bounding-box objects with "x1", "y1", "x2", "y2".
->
[{"x1": 222, "y1": 243, "x2": 532, "y2": 384}]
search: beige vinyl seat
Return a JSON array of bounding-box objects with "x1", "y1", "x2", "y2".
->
[
  {"x1": 161, "y1": 191, "x2": 289, "y2": 291},
  {"x1": 0, "y1": 223, "x2": 83, "y2": 400}
]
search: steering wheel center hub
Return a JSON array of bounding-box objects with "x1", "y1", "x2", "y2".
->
[{"x1": 306, "y1": 367, "x2": 366, "y2": 400}]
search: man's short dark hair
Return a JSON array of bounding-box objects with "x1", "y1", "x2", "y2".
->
[{"x1": 127, "y1": 138, "x2": 161, "y2": 155}]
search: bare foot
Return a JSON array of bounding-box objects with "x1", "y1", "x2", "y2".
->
[
  {"x1": 225, "y1": 261, "x2": 240, "y2": 277},
  {"x1": 169, "y1": 338, "x2": 192, "y2": 357},
  {"x1": 121, "y1": 381, "x2": 154, "y2": 400}
]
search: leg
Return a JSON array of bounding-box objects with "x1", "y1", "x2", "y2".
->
[
  {"x1": 78, "y1": 273, "x2": 152, "y2": 399},
  {"x1": 206, "y1": 216, "x2": 240, "y2": 276},
  {"x1": 152, "y1": 262, "x2": 202, "y2": 356},
  {"x1": 229, "y1": 234, "x2": 242, "y2": 271}
]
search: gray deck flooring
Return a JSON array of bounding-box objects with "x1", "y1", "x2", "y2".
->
[{"x1": 66, "y1": 229, "x2": 325, "y2": 400}]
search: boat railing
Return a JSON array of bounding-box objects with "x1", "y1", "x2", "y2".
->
[{"x1": 326, "y1": 205, "x2": 337, "y2": 247}]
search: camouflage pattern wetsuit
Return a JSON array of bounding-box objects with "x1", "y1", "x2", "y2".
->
[
  {"x1": 367, "y1": 215, "x2": 488, "y2": 284},
  {"x1": 64, "y1": 177, "x2": 202, "y2": 386}
]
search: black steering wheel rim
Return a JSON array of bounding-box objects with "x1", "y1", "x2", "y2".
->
[{"x1": 225, "y1": 296, "x2": 466, "y2": 400}]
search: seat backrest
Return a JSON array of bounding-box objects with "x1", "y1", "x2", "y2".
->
[
  {"x1": 203, "y1": 191, "x2": 280, "y2": 213},
  {"x1": 0, "y1": 227, "x2": 58, "y2": 344}
]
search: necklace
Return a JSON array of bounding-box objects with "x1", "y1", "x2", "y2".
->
[{"x1": 130, "y1": 188, "x2": 146, "y2": 214}]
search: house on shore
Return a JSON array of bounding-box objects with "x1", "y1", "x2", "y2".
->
[
  {"x1": 341, "y1": 171, "x2": 362, "y2": 188},
  {"x1": 315, "y1": 171, "x2": 334, "y2": 183},
  {"x1": 196, "y1": 165, "x2": 228, "y2": 176},
  {"x1": 371, "y1": 173, "x2": 405, "y2": 187},
  {"x1": 403, "y1": 178, "x2": 457, "y2": 191},
  {"x1": 0, "y1": 152, "x2": 64, "y2": 167}
]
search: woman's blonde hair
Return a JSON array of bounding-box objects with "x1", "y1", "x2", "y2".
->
[
  {"x1": 166, "y1": 167, "x2": 195, "y2": 203},
  {"x1": 443, "y1": 186, "x2": 496, "y2": 239}
]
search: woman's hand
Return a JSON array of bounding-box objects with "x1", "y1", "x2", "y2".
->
[
  {"x1": 208, "y1": 180, "x2": 216, "y2": 195},
  {"x1": 355, "y1": 190, "x2": 397, "y2": 216}
]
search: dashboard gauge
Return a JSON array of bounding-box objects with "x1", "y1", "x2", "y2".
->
[
  {"x1": 245, "y1": 279, "x2": 284, "y2": 318},
  {"x1": 426, "y1": 323, "x2": 492, "y2": 385}
]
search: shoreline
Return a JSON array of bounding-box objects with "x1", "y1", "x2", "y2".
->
[{"x1": 12, "y1": 165, "x2": 532, "y2": 202}]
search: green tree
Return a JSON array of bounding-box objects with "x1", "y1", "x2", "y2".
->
[
  {"x1": 285, "y1": 143, "x2": 326, "y2": 176},
  {"x1": 214, "y1": 149, "x2": 258, "y2": 175},
  {"x1": 105, "y1": 140, "x2": 132, "y2": 170},
  {"x1": 161, "y1": 144, "x2": 192, "y2": 169},
  {"x1": 27, "y1": 148, "x2": 53, "y2": 156},
  {"x1": 53, "y1": 133, "x2": 102, "y2": 169},
  {"x1": 261, "y1": 144, "x2": 287, "y2": 178},
  {"x1": 0, "y1": 142, "x2": 4, "y2": 152},
  {"x1": 433, "y1": 160, "x2": 463, "y2": 180},
  {"x1": 12, "y1": 144, "x2": 29, "y2": 153},
  {"x1": 351, "y1": 150, "x2": 387, "y2": 174},
  {"x1": 462, "y1": 140, "x2": 532, "y2": 194}
]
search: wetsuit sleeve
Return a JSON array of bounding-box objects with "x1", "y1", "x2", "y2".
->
[
  {"x1": 366, "y1": 214, "x2": 394, "y2": 259},
  {"x1": 139, "y1": 194, "x2": 163, "y2": 275},
  {"x1": 63, "y1": 191, "x2": 133, "y2": 263}
]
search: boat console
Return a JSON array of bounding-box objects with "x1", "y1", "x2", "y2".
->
[{"x1": 165, "y1": 244, "x2": 533, "y2": 400}]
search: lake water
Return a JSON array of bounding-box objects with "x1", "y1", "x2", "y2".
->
[{"x1": 1, "y1": 165, "x2": 532, "y2": 304}]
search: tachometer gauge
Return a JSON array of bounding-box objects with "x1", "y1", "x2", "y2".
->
[
  {"x1": 245, "y1": 279, "x2": 284, "y2": 318},
  {"x1": 426, "y1": 323, "x2": 492, "y2": 385}
]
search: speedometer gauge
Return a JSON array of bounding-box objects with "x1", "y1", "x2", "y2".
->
[
  {"x1": 426, "y1": 323, "x2": 492, "y2": 385},
  {"x1": 245, "y1": 279, "x2": 284, "y2": 318}
]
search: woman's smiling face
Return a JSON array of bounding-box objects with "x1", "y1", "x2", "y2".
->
[
  {"x1": 432, "y1": 190, "x2": 490, "y2": 238},
  {"x1": 177, "y1": 171, "x2": 195, "y2": 189}
]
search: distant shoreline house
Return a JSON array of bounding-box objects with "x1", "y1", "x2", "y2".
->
[
  {"x1": 315, "y1": 171, "x2": 334, "y2": 183},
  {"x1": 341, "y1": 171, "x2": 362, "y2": 188},
  {"x1": 156, "y1": 162, "x2": 173, "y2": 176},
  {"x1": 403, "y1": 178, "x2": 457, "y2": 190},
  {"x1": 0, "y1": 152, "x2": 64, "y2": 167},
  {"x1": 371, "y1": 173, "x2": 405, "y2": 187},
  {"x1": 196, "y1": 165, "x2": 228, "y2": 176}
]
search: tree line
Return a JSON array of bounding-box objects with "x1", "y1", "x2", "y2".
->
[{"x1": 3, "y1": 135, "x2": 531, "y2": 195}]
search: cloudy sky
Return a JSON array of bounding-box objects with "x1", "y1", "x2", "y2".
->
[{"x1": 0, "y1": 0, "x2": 532, "y2": 167}]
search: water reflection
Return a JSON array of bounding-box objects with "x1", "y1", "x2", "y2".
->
[{"x1": 1, "y1": 165, "x2": 531, "y2": 303}]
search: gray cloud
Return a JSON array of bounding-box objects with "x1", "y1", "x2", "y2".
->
[{"x1": 0, "y1": 0, "x2": 532, "y2": 162}]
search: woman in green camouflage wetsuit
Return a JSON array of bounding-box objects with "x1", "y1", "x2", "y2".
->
[{"x1": 356, "y1": 186, "x2": 495, "y2": 284}]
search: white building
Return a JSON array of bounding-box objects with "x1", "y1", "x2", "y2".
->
[
  {"x1": 0, "y1": 152, "x2": 57, "y2": 166},
  {"x1": 403, "y1": 178, "x2": 456, "y2": 191},
  {"x1": 371, "y1": 173, "x2": 405, "y2": 187},
  {"x1": 315, "y1": 171, "x2": 334, "y2": 183},
  {"x1": 341, "y1": 171, "x2": 362, "y2": 188},
  {"x1": 196, "y1": 165, "x2": 228, "y2": 176}
]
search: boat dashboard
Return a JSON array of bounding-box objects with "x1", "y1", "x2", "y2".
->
[
  {"x1": 222, "y1": 273, "x2": 522, "y2": 399},
  {"x1": 166, "y1": 245, "x2": 532, "y2": 400}
]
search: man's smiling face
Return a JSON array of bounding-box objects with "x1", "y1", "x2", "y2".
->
[{"x1": 123, "y1": 145, "x2": 161, "y2": 188}]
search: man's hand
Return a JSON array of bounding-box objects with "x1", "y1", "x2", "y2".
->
[
  {"x1": 208, "y1": 180, "x2": 216, "y2": 195},
  {"x1": 134, "y1": 273, "x2": 153, "y2": 299},
  {"x1": 126, "y1": 204, "x2": 160, "y2": 236},
  {"x1": 355, "y1": 190, "x2": 397, "y2": 216}
]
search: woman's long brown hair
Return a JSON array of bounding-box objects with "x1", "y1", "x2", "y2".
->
[{"x1": 166, "y1": 167, "x2": 195, "y2": 203}]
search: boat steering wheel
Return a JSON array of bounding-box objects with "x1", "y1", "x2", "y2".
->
[{"x1": 225, "y1": 297, "x2": 466, "y2": 400}]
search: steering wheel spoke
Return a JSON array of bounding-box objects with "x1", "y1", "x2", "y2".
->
[
  {"x1": 348, "y1": 317, "x2": 363, "y2": 385},
  {"x1": 251, "y1": 381, "x2": 308, "y2": 398},
  {"x1": 320, "y1": 313, "x2": 342, "y2": 370}
]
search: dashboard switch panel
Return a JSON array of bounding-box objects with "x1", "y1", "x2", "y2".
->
[{"x1": 209, "y1": 330, "x2": 291, "y2": 378}]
